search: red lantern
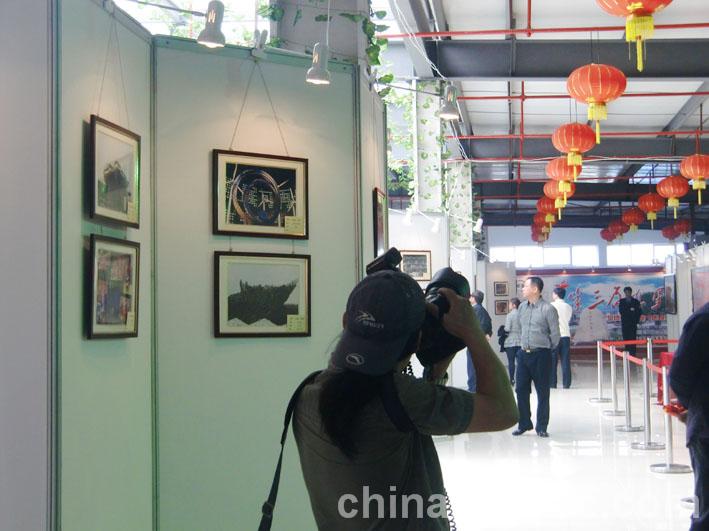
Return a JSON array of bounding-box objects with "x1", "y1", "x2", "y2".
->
[
  {"x1": 546, "y1": 157, "x2": 581, "y2": 199},
  {"x1": 661, "y1": 224, "x2": 678, "y2": 241},
  {"x1": 551, "y1": 124, "x2": 595, "y2": 178},
  {"x1": 621, "y1": 207, "x2": 646, "y2": 231},
  {"x1": 596, "y1": 0, "x2": 673, "y2": 71},
  {"x1": 531, "y1": 231, "x2": 548, "y2": 244},
  {"x1": 673, "y1": 219, "x2": 692, "y2": 236},
  {"x1": 533, "y1": 212, "x2": 554, "y2": 234},
  {"x1": 656, "y1": 175, "x2": 689, "y2": 219},
  {"x1": 567, "y1": 64, "x2": 627, "y2": 144},
  {"x1": 536, "y1": 197, "x2": 558, "y2": 224},
  {"x1": 638, "y1": 192, "x2": 665, "y2": 229},
  {"x1": 680, "y1": 153, "x2": 709, "y2": 205},
  {"x1": 608, "y1": 219, "x2": 630, "y2": 239},
  {"x1": 600, "y1": 228, "x2": 616, "y2": 243}
]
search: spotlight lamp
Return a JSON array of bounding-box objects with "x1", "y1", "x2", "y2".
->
[
  {"x1": 439, "y1": 83, "x2": 460, "y2": 121},
  {"x1": 472, "y1": 217, "x2": 483, "y2": 233},
  {"x1": 197, "y1": 0, "x2": 226, "y2": 48},
  {"x1": 306, "y1": 43, "x2": 331, "y2": 85}
]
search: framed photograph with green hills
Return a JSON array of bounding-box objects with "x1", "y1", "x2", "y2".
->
[
  {"x1": 214, "y1": 251, "x2": 311, "y2": 338},
  {"x1": 90, "y1": 115, "x2": 140, "y2": 227}
]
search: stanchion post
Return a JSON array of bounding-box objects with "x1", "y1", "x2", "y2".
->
[
  {"x1": 589, "y1": 340, "x2": 611, "y2": 403},
  {"x1": 631, "y1": 359, "x2": 664, "y2": 450},
  {"x1": 650, "y1": 367, "x2": 692, "y2": 474},
  {"x1": 616, "y1": 350, "x2": 643, "y2": 432},
  {"x1": 648, "y1": 338, "x2": 657, "y2": 398},
  {"x1": 603, "y1": 346, "x2": 625, "y2": 417}
]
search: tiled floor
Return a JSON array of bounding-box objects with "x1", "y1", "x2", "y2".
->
[{"x1": 436, "y1": 364, "x2": 696, "y2": 530}]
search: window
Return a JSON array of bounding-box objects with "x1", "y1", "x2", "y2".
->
[
  {"x1": 543, "y1": 247, "x2": 571, "y2": 266},
  {"x1": 606, "y1": 244, "x2": 631, "y2": 267},
  {"x1": 654, "y1": 245, "x2": 676, "y2": 263},
  {"x1": 489, "y1": 246, "x2": 515, "y2": 263},
  {"x1": 630, "y1": 244, "x2": 654, "y2": 266},
  {"x1": 514, "y1": 246, "x2": 544, "y2": 268},
  {"x1": 571, "y1": 245, "x2": 599, "y2": 267}
]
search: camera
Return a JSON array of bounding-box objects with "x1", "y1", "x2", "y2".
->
[{"x1": 367, "y1": 247, "x2": 471, "y2": 366}]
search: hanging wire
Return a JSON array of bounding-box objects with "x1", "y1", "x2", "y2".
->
[
  {"x1": 229, "y1": 61, "x2": 257, "y2": 150},
  {"x1": 95, "y1": 11, "x2": 131, "y2": 127},
  {"x1": 257, "y1": 63, "x2": 290, "y2": 156}
]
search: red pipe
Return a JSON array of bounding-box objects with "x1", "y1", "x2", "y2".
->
[
  {"x1": 474, "y1": 192, "x2": 682, "y2": 200},
  {"x1": 379, "y1": 22, "x2": 709, "y2": 40},
  {"x1": 449, "y1": 130, "x2": 709, "y2": 140},
  {"x1": 526, "y1": 0, "x2": 533, "y2": 37},
  {"x1": 444, "y1": 155, "x2": 684, "y2": 163},
  {"x1": 458, "y1": 91, "x2": 709, "y2": 101}
]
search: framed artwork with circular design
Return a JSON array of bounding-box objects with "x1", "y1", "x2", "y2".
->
[{"x1": 213, "y1": 149, "x2": 308, "y2": 239}]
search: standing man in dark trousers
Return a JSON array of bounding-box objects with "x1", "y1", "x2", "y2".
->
[
  {"x1": 504, "y1": 297, "x2": 522, "y2": 385},
  {"x1": 670, "y1": 302, "x2": 709, "y2": 531},
  {"x1": 618, "y1": 286, "x2": 642, "y2": 355},
  {"x1": 550, "y1": 287, "x2": 573, "y2": 389},
  {"x1": 467, "y1": 290, "x2": 492, "y2": 393},
  {"x1": 513, "y1": 277, "x2": 560, "y2": 438}
]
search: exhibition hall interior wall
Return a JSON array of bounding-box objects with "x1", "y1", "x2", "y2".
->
[
  {"x1": 0, "y1": 0, "x2": 52, "y2": 529},
  {"x1": 58, "y1": 1, "x2": 154, "y2": 530}
]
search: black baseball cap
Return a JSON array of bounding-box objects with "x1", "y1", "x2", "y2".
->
[{"x1": 330, "y1": 270, "x2": 426, "y2": 375}]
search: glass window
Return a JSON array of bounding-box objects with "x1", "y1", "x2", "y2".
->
[
  {"x1": 543, "y1": 247, "x2": 571, "y2": 266},
  {"x1": 489, "y1": 246, "x2": 515, "y2": 263},
  {"x1": 606, "y1": 244, "x2": 631, "y2": 267},
  {"x1": 515, "y1": 246, "x2": 544, "y2": 268},
  {"x1": 654, "y1": 245, "x2": 676, "y2": 263},
  {"x1": 571, "y1": 245, "x2": 599, "y2": 267},
  {"x1": 630, "y1": 244, "x2": 654, "y2": 266}
]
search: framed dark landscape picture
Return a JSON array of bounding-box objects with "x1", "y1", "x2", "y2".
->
[
  {"x1": 213, "y1": 150, "x2": 308, "y2": 238},
  {"x1": 400, "y1": 250, "x2": 432, "y2": 281},
  {"x1": 90, "y1": 115, "x2": 140, "y2": 227},
  {"x1": 88, "y1": 235, "x2": 139, "y2": 338},
  {"x1": 214, "y1": 251, "x2": 311, "y2": 337},
  {"x1": 495, "y1": 300, "x2": 509, "y2": 315},
  {"x1": 663, "y1": 275, "x2": 677, "y2": 315},
  {"x1": 372, "y1": 187, "x2": 388, "y2": 258},
  {"x1": 691, "y1": 265, "x2": 709, "y2": 312},
  {"x1": 494, "y1": 281, "x2": 508, "y2": 297}
]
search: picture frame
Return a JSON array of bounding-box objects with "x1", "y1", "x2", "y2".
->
[
  {"x1": 88, "y1": 234, "x2": 140, "y2": 339},
  {"x1": 372, "y1": 187, "x2": 388, "y2": 258},
  {"x1": 494, "y1": 281, "x2": 508, "y2": 297},
  {"x1": 691, "y1": 265, "x2": 709, "y2": 312},
  {"x1": 495, "y1": 300, "x2": 509, "y2": 315},
  {"x1": 89, "y1": 115, "x2": 140, "y2": 227},
  {"x1": 400, "y1": 250, "x2": 432, "y2": 281},
  {"x1": 214, "y1": 251, "x2": 311, "y2": 337},
  {"x1": 663, "y1": 274, "x2": 677, "y2": 315},
  {"x1": 213, "y1": 149, "x2": 308, "y2": 239}
]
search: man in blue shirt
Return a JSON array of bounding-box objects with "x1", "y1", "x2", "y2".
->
[
  {"x1": 467, "y1": 290, "x2": 492, "y2": 393},
  {"x1": 670, "y1": 302, "x2": 709, "y2": 531}
]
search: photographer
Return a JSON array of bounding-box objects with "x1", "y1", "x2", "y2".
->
[{"x1": 292, "y1": 270, "x2": 518, "y2": 529}]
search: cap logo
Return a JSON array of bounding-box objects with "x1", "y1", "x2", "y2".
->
[
  {"x1": 345, "y1": 353, "x2": 365, "y2": 366},
  {"x1": 355, "y1": 311, "x2": 384, "y2": 329}
]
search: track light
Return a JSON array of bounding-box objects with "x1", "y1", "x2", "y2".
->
[
  {"x1": 439, "y1": 83, "x2": 460, "y2": 121},
  {"x1": 472, "y1": 217, "x2": 483, "y2": 233},
  {"x1": 197, "y1": 1, "x2": 226, "y2": 48},
  {"x1": 251, "y1": 29, "x2": 268, "y2": 59},
  {"x1": 306, "y1": 43, "x2": 331, "y2": 85}
]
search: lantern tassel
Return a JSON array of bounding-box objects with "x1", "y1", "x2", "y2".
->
[
  {"x1": 595, "y1": 120, "x2": 601, "y2": 144},
  {"x1": 567, "y1": 152, "x2": 582, "y2": 167},
  {"x1": 636, "y1": 39, "x2": 644, "y2": 72}
]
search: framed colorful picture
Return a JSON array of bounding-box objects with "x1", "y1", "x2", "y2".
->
[
  {"x1": 494, "y1": 281, "x2": 508, "y2": 297},
  {"x1": 89, "y1": 115, "x2": 140, "y2": 227},
  {"x1": 214, "y1": 251, "x2": 311, "y2": 337},
  {"x1": 372, "y1": 187, "x2": 388, "y2": 258},
  {"x1": 400, "y1": 250, "x2": 432, "y2": 281},
  {"x1": 213, "y1": 150, "x2": 308, "y2": 239},
  {"x1": 691, "y1": 266, "x2": 709, "y2": 312},
  {"x1": 88, "y1": 235, "x2": 140, "y2": 338},
  {"x1": 495, "y1": 300, "x2": 509, "y2": 315},
  {"x1": 663, "y1": 274, "x2": 677, "y2": 315}
]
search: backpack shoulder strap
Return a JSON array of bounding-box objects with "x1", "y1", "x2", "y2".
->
[
  {"x1": 258, "y1": 370, "x2": 322, "y2": 531},
  {"x1": 379, "y1": 372, "x2": 416, "y2": 433}
]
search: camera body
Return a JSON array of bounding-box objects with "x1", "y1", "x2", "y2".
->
[{"x1": 366, "y1": 248, "x2": 470, "y2": 367}]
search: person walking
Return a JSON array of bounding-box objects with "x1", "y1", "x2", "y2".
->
[
  {"x1": 466, "y1": 290, "x2": 492, "y2": 393},
  {"x1": 669, "y1": 302, "x2": 709, "y2": 531},
  {"x1": 512, "y1": 277, "x2": 559, "y2": 438},
  {"x1": 618, "y1": 287, "x2": 642, "y2": 355},
  {"x1": 503, "y1": 298, "x2": 521, "y2": 385},
  {"x1": 550, "y1": 287, "x2": 573, "y2": 389}
]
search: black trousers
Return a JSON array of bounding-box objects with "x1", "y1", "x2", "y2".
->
[
  {"x1": 505, "y1": 347, "x2": 518, "y2": 383},
  {"x1": 689, "y1": 438, "x2": 709, "y2": 531},
  {"x1": 622, "y1": 324, "x2": 638, "y2": 355},
  {"x1": 515, "y1": 348, "x2": 551, "y2": 432}
]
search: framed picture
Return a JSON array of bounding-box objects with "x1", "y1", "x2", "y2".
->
[
  {"x1": 372, "y1": 187, "x2": 388, "y2": 258},
  {"x1": 213, "y1": 150, "x2": 308, "y2": 239},
  {"x1": 89, "y1": 115, "x2": 140, "y2": 227},
  {"x1": 494, "y1": 281, "x2": 508, "y2": 297},
  {"x1": 495, "y1": 300, "x2": 509, "y2": 315},
  {"x1": 691, "y1": 266, "x2": 709, "y2": 312},
  {"x1": 88, "y1": 235, "x2": 139, "y2": 338},
  {"x1": 400, "y1": 250, "x2": 432, "y2": 281},
  {"x1": 214, "y1": 251, "x2": 311, "y2": 337},
  {"x1": 664, "y1": 274, "x2": 677, "y2": 315}
]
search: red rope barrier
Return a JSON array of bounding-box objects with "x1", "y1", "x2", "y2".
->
[
  {"x1": 654, "y1": 339, "x2": 679, "y2": 345},
  {"x1": 627, "y1": 353, "x2": 644, "y2": 366},
  {"x1": 647, "y1": 362, "x2": 663, "y2": 376}
]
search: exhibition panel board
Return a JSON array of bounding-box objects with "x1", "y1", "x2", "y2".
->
[{"x1": 154, "y1": 39, "x2": 361, "y2": 530}]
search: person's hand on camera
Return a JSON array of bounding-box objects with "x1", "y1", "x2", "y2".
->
[{"x1": 435, "y1": 287, "x2": 483, "y2": 343}]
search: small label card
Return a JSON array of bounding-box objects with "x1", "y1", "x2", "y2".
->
[
  {"x1": 287, "y1": 314, "x2": 307, "y2": 333},
  {"x1": 127, "y1": 202, "x2": 136, "y2": 221},
  {"x1": 284, "y1": 216, "x2": 305, "y2": 235},
  {"x1": 125, "y1": 311, "x2": 135, "y2": 331}
]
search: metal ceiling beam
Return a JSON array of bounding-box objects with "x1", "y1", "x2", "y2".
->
[
  {"x1": 424, "y1": 39, "x2": 709, "y2": 80},
  {"x1": 480, "y1": 213, "x2": 707, "y2": 230},
  {"x1": 664, "y1": 81, "x2": 709, "y2": 131}
]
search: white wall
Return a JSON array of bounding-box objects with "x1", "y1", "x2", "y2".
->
[
  {"x1": 154, "y1": 41, "x2": 363, "y2": 531},
  {"x1": 0, "y1": 0, "x2": 52, "y2": 529},
  {"x1": 670, "y1": 244, "x2": 709, "y2": 339}
]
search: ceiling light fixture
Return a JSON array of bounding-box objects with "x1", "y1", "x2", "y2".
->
[
  {"x1": 197, "y1": 1, "x2": 226, "y2": 48},
  {"x1": 306, "y1": 0, "x2": 332, "y2": 85},
  {"x1": 439, "y1": 82, "x2": 460, "y2": 121},
  {"x1": 472, "y1": 217, "x2": 483, "y2": 233}
]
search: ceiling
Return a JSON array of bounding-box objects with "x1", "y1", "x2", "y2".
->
[{"x1": 385, "y1": 0, "x2": 709, "y2": 231}]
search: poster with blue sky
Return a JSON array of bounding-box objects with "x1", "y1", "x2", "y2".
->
[{"x1": 517, "y1": 273, "x2": 667, "y2": 344}]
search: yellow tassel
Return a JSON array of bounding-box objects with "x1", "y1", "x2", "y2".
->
[
  {"x1": 648, "y1": 211, "x2": 657, "y2": 222},
  {"x1": 631, "y1": 224, "x2": 638, "y2": 232},
  {"x1": 694, "y1": 179, "x2": 706, "y2": 206},
  {"x1": 626, "y1": 14, "x2": 654, "y2": 42},
  {"x1": 558, "y1": 208, "x2": 562, "y2": 220},
  {"x1": 545, "y1": 214, "x2": 555, "y2": 224},
  {"x1": 668, "y1": 197, "x2": 679, "y2": 210},
  {"x1": 674, "y1": 207, "x2": 678, "y2": 219},
  {"x1": 700, "y1": 189, "x2": 703, "y2": 206},
  {"x1": 636, "y1": 39, "x2": 644, "y2": 72},
  {"x1": 595, "y1": 120, "x2": 601, "y2": 144},
  {"x1": 568, "y1": 152, "x2": 582, "y2": 166}
]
